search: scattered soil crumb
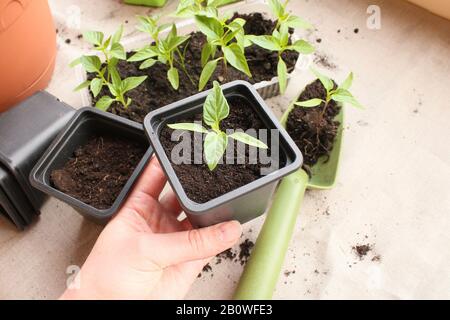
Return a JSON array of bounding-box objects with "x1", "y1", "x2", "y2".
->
[
  {"x1": 354, "y1": 28, "x2": 359, "y2": 34},
  {"x1": 372, "y1": 255, "x2": 382, "y2": 262},
  {"x1": 65, "y1": 38, "x2": 71, "y2": 44},
  {"x1": 77, "y1": 34, "x2": 83, "y2": 39},
  {"x1": 198, "y1": 263, "x2": 212, "y2": 277},
  {"x1": 413, "y1": 109, "x2": 419, "y2": 114},
  {"x1": 284, "y1": 270, "x2": 296, "y2": 277},
  {"x1": 314, "y1": 269, "x2": 320, "y2": 275},
  {"x1": 215, "y1": 248, "x2": 237, "y2": 265},
  {"x1": 353, "y1": 244, "x2": 372, "y2": 259},
  {"x1": 316, "y1": 38, "x2": 322, "y2": 43},
  {"x1": 314, "y1": 52, "x2": 337, "y2": 70},
  {"x1": 238, "y1": 239, "x2": 255, "y2": 265},
  {"x1": 337, "y1": 29, "x2": 341, "y2": 33}
]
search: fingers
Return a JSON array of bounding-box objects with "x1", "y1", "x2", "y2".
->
[
  {"x1": 131, "y1": 156, "x2": 166, "y2": 200},
  {"x1": 146, "y1": 221, "x2": 242, "y2": 267},
  {"x1": 160, "y1": 191, "x2": 183, "y2": 218}
]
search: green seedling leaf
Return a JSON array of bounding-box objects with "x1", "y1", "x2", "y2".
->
[
  {"x1": 74, "y1": 80, "x2": 91, "y2": 91},
  {"x1": 111, "y1": 25, "x2": 124, "y2": 44},
  {"x1": 310, "y1": 67, "x2": 334, "y2": 92},
  {"x1": 90, "y1": 78, "x2": 103, "y2": 97},
  {"x1": 229, "y1": 132, "x2": 268, "y2": 149},
  {"x1": 284, "y1": 15, "x2": 313, "y2": 29},
  {"x1": 295, "y1": 98, "x2": 323, "y2": 107},
  {"x1": 80, "y1": 55, "x2": 101, "y2": 72},
  {"x1": 168, "y1": 123, "x2": 208, "y2": 133},
  {"x1": 247, "y1": 35, "x2": 281, "y2": 51},
  {"x1": 95, "y1": 96, "x2": 115, "y2": 111},
  {"x1": 222, "y1": 43, "x2": 252, "y2": 77},
  {"x1": 195, "y1": 15, "x2": 223, "y2": 41},
  {"x1": 204, "y1": 131, "x2": 228, "y2": 171},
  {"x1": 331, "y1": 88, "x2": 364, "y2": 109},
  {"x1": 199, "y1": 58, "x2": 220, "y2": 91},
  {"x1": 128, "y1": 47, "x2": 158, "y2": 62},
  {"x1": 139, "y1": 58, "x2": 157, "y2": 69},
  {"x1": 168, "y1": 67, "x2": 179, "y2": 90},
  {"x1": 277, "y1": 57, "x2": 288, "y2": 94},
  {"x1": 201, "y1": 42, "x2": 214, "y2": 67},
  {"x1": 69, "y1": 57, "x2": 82, "y2": 68},
  {"x1": 83, "y1": 31, "x2": 104, "y2": 46},
  {"x1": 289, "y1": 39, "x2": 315, "y2": 54},
  {"x1": 121, "y1": 76, "x2": 148, "y2": 93},
  {"x1": 268, "y1": 0, "x2": 285, "y2": 19},
  {"x1": 203, "y1": 81, "x2": 229, "y2": 130},
  {"x1": 340, "y1": 72, "x2": 353, "y2": 90},
  {"x1": 110, "y1": 43, "x2": 126, "y2": 60}
]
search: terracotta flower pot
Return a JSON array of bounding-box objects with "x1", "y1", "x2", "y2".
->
[{"x1": 0, "y1": 0, "x2": 56, "y2": 112}]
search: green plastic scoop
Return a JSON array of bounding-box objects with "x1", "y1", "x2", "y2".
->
[{"x1": 233, "y1": 97, "x2": 344, "y2": 300}]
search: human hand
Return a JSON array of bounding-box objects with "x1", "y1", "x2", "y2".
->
[{"x1": 60, "y1": 157, "x2": 242, "y2": 300}]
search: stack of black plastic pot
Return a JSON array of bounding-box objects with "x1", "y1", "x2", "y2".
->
[{"x1": 0, "y1": 92, "x2": 74, "y2": 230}]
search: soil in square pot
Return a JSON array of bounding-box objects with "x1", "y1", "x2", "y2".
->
[
  {"x1": 286, "y1": 79, "x2": 341, "y2": 171},
  {"x1": 144, "y1": 81, "x2": 302, "y2": 228},
  {"x1": 30, "y1": 108, "x2": 153, "y2": 222},
  {"x1": 89, "y1": 13, "x2": 300, "y2": 123}
]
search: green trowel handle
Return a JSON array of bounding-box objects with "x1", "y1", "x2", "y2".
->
[{"x1": 234, "y1": 170, "x2": 309, "y2": 300}]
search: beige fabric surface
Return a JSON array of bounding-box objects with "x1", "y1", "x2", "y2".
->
[{"x1": 0, "y1": 0, "x2": 449, "y2": 299}]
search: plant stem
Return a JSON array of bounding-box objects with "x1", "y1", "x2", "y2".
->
[
  {"x1": 175, "y1": 48, "x2": 196, "y2": 86},
  {"x1": 222, "y1": 54, "x2": 228, "y2": 80}
]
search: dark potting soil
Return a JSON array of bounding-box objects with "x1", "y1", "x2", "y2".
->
[
  {"x1": 89, "y1": 13, "x2": 299, "y2": 123},
  {"x1": 160, "y1": 96, "x2": 283, "y2": 204},
  {"x1": 353, "y1": 244, "x2": 372, "y2": 259},
  {"x1": 286, "y1": 79, "x2": 341, "y2": 169},
  {"x1": 50, "y1": 136, "x2": 146, "y2": 209}
]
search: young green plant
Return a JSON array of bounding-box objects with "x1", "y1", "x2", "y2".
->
[
  {"x1": 168, "y1": 81, "x2": 268, "y2": 170},
  {"x1": 95, "y1": 69, "x2": 147, "y2": 111},
  {"x1": 196, "y1": 14, "x2": 252, "y2": 91},
  {"x1": 71, "y1": 25, "x2": 126, "y2": 98},
  {"x1": 295, "y1": 68, "x2": 364, "y2": 115},
  {"x1": 247, "y1": 24, "x2": 314, "y2": 94},
  {"x1": 174, "y1": 0, "x2": 230, "y2": 18},
  {"x1": 128, "y1": 17, "x2": 191, "y2": 90},
  {"x1": 268, "y1": 0, "x2": 313, "y2": 31}
]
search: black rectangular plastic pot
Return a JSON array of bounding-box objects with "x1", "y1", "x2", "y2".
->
[
  {"x1": 144, "y1": 80, "x2": 303, "y2": 228},
  {"x1": 0, "y1": 91, "x2": 75, "y2": 212},
  {"x1": 0, "y1": 187, "x2": 25, "y2": 230},
  {"x1": 30, "y1": 107, "x2": 153, "y2": 223},
  {"x1": 0, "y1": 165, "x2": 35, "y2": 225}
]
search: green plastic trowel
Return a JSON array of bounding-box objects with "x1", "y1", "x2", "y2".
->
[{"x1": 233, "y1": 96, "x2": 344, "y2": 300}]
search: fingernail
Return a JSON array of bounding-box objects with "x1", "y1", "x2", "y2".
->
[{"x1": 218, "y1": 221, "x2": 242, "y2": 242}]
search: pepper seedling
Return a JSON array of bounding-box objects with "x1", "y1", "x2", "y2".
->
[
  {"x1": 196, "y1": 14, "x2": 252, "y2": 91},
  {"x1": 174, "y1": 0, "x2": 229, "y2": 18},
  {"x1": 128, "y1": 16, "x2": 191, "y2": 90},
  {"x1": 247, "y1": 0, "x2": 314, "y2": 94},
  {"x1": 168, "y1": 81, "x2": 268, "y2": 170},
  {"x1": 268, "y1": 0, "x2": 313, "y2": 30},
  {"x1": 71, "y1": 25, "x2": 126, "y2": 98},
  {"x1": 295, "y1": 68, "x2": 364, "y2": 113},
  {"x1": 95, "y1": 69, "x2": 147, "y2": 111},
  {"x1": 247, "y1": 24, "x2": 314, "y2": 94}
]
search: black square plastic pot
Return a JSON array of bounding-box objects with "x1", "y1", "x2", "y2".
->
[
  {"x1": 0, "y1": 91, "x2": 75, "y2": 213},
  {"x1": 144, "y1": 80, "x2": 303, "y2": 228},
  {"x1": 0, "y1": 165, "x2": 35, "y2": 225},
  {"x1": 30, "y1": 107, "x2": 153, "y2": 223},
  {"x1": 0, "y1": 187, "x2": 25, "y2": 230}
]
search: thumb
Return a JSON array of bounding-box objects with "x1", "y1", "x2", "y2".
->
[{"x1": 149, "y1": 220, "x2": 242, "y2": 267}]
